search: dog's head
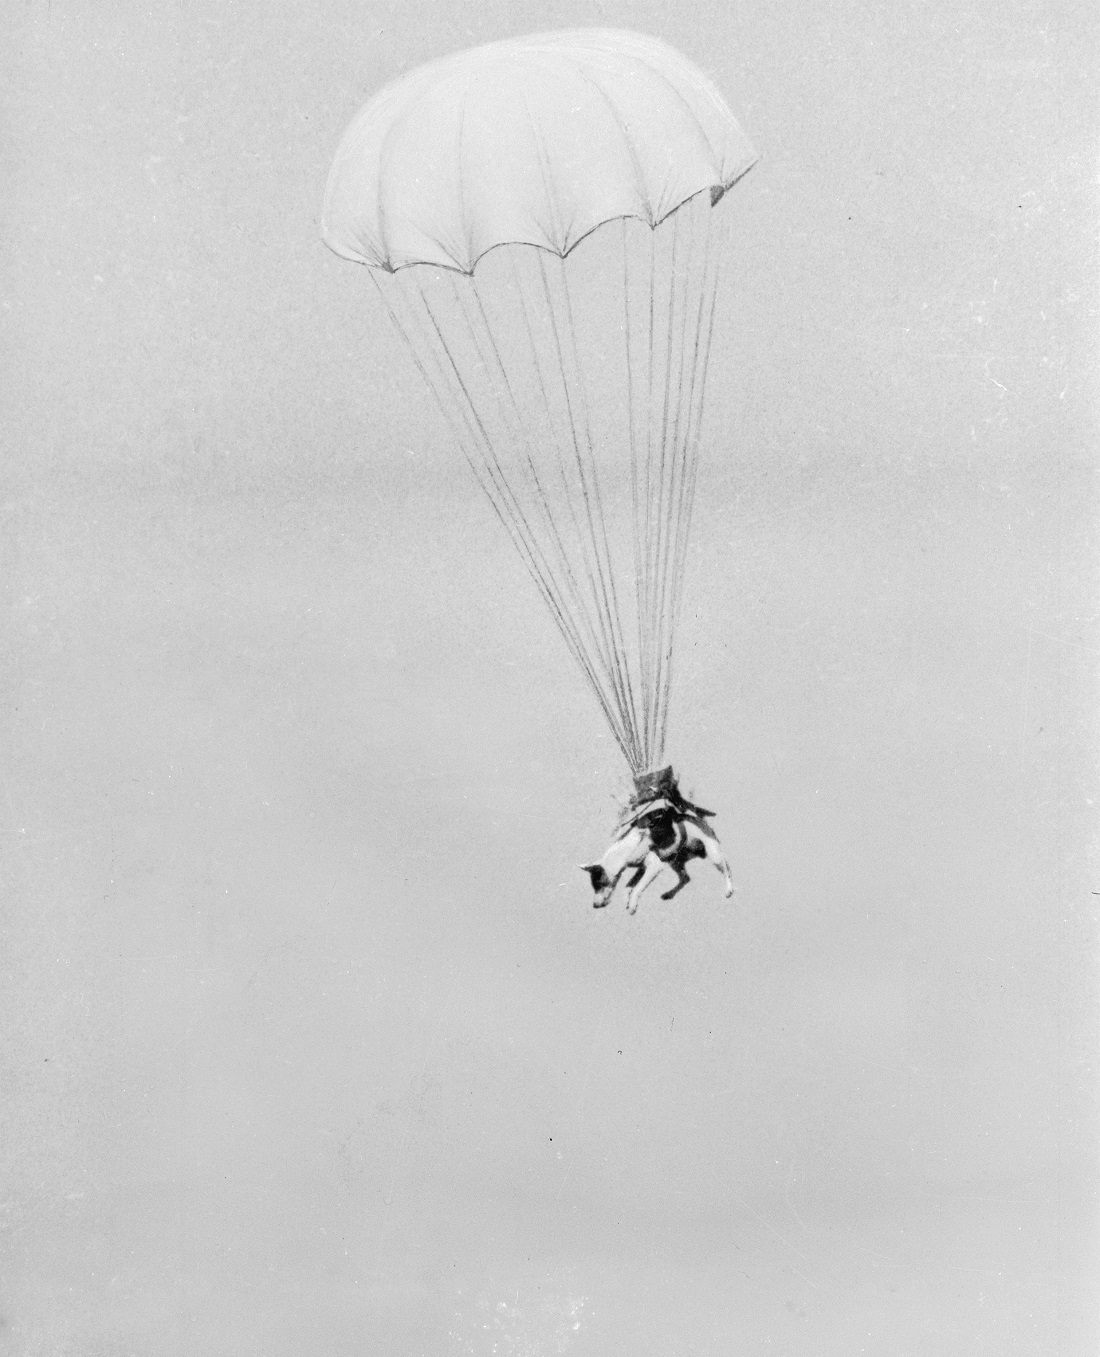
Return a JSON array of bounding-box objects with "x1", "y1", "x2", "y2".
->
[{"x1": 581, "y1": 862, "x2": 613, "y2": 908}]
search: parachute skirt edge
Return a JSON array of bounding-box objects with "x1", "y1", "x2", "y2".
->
[{"x1": 323, "y1": 161, "x2": 758, "y2": 275}]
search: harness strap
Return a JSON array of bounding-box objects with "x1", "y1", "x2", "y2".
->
[{"x1": 653, "y1": 818, "x2": 687, "y2": 863}]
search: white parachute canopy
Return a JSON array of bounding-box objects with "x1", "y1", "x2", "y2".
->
[{"x1": 323, "y1": 29, "x2": 757, "y2": 775}]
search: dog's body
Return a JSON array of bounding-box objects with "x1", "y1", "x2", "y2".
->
[{"x1": 582, "y1": 805, "x2": 734, "y2": 914}]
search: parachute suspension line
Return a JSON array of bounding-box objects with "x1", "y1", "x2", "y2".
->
[
  {"x1": 502, "y1": 257, "x2": 653, "y2": 772},
  {"x1": 669, "y1": 200, "x2": 722, "y2": 617},
  {"x1": 644, "y1": 204, "x2": 685, "y2": 766},
  {"x1": 650, "y1": 200, "x2": 696, "y2": 763},
  {"x1": 367, "y1": 196, "x2": 731, "y2": 779},
  {"x1": 369, "y1": 273, "x2": 509, "y2": 527},
  {"x1": 461, "y1": 274, "x2": 614, "y2": 688},
  {"x1": 652, "y1": 197, "x2": 708, "y2": 759},
  {"x1": 635, "y1": 217, "x2": 659, "y2": 772},
  {"x1": 657, "y1": 201, "x2": 729, "y2": 759},
  {"x1": 622, "y1": 218, "x2": 649, "y2": 771},
  {"x1": 386, "y1": 270, "x2": 635, "y2": 766},
  {"x1": 659, "y1": 206, "x2": 691, "y2": 764},
  {"x1": 680, "y1": 208, "x2": 729, "y2": 545},
  {"x1": 379, "y1": 276, "x2": 591, "y2": 717},
  {"x1": 371, "y1": 278, "x2": 592, "y2": 713},
  {"x1": 555, "y1": 253, "x2": 644, "y2": 768},
  {"x1": 415, "y1": 283, "x2": 553, "y2": 582},
  {"x1": 534, "y1": 255, "x2": 638, "y2": 768},
  {"x1": 505, "y1": 251, "x2": 627, "y2": 701},
  {"x1": 419, "y1": 278, "x2": 637, "y2": 766},
  {"x1": 649, "y1": 206, "x2": 697, "y2": 757},
  {"x1": 550, "y1": 255, "x2": 642, "y2": 770},
  {"x1": 536, "y1": 250, "x2": 642, "y2": 771},
  {"x1": 640, "y1": 227, "x2": 659, "y2": 770},
  {"x1": 449, "y1": 272, "x2": 629, "y2": 746}
]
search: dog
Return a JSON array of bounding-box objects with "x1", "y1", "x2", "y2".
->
[{"x1": 581, "y1": 804, "x2": 734, "y2": 914}]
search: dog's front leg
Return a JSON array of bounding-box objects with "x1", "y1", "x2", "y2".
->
[{"x1": 625, "y1": 855, "x2": 664, "y2": 915}]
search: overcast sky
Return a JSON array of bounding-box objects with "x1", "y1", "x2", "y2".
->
[{"x1": 4, "y1": 1, "x2": 1098, "y2": 1353}]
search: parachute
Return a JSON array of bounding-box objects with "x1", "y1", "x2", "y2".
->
[{"x1": 322, "y1": 29, "x2": 757, "y2": 777}]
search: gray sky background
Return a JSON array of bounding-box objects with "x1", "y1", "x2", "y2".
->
[{"x1": 3, "y1": 1, "x2": 1098, "y2": 1353}]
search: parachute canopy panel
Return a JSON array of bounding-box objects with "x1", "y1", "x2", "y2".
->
[{"x1": 321, "y1": 28, "x2": 758, "y2": 273}]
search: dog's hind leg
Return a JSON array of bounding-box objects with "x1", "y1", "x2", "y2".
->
[
  {"x1": 660, "y1": 863, "x2": 691, "y2": 900},
  {"x1": 701, "y1": 835, "x2": 735, "y2": 897}
]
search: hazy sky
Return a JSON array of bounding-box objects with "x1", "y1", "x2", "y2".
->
[{"x1": 4, "y1": 1, "x2": 1098, "y2": 1353}]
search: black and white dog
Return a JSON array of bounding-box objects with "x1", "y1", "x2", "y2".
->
[{"x1": 582, "y1": 800, "x2": 734, "y2": 914}]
